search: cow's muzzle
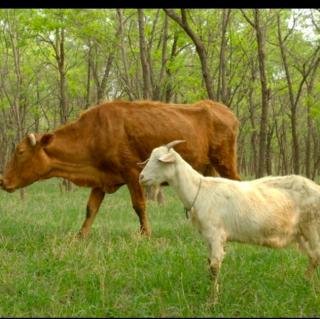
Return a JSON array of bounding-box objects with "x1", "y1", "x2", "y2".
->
[
  {"x1": 1, "y1": 185, "x2": 15, "y2": 193},
  {"x1": 0, "y1": 176, "x2": 15, "y2": 192}
]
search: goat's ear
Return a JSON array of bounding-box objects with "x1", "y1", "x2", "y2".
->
[
  {"x1": 158, "y1": 152, "x2": 176, "y2": 163},
  {"x1": 40, "y1": 133, "x2": 54, "y2": 147}
]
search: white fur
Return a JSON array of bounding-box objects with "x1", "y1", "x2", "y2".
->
[{"x1": 140, "y1": 144, "x2": 320, "y2": 296}]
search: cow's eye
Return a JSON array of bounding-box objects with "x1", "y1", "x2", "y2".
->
[{"x1": 17, "y1": 148, "x2": 24, "y2": 155}]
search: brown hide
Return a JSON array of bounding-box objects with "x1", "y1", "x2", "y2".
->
[{"x1": 0, "y1": 99, "x2": 240, "y2": 237}]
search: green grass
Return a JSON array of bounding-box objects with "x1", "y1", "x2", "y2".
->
[{"x1": 0, "y1": 179, "x2": 319, "y2": 317}]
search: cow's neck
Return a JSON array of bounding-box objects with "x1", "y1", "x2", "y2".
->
[
  {"x1": 50, "y1": 120, "x2": 87, "y2": 158},
  {"x1": 44, "y1": 121, "x2": 100, "y2": 187}
]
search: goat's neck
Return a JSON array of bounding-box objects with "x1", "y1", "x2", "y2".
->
[{"x1": 168, "y1": 158, "x2": 203, "y2": 210}]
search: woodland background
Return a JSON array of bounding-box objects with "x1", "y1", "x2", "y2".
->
[{"x1": 0, "y1": 9, "x2": 320, "y2": 179}]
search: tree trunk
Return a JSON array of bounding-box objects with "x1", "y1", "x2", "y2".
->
[
  {"x1": 217, "y1": 9, "x2": 230, "y2": 103},
  {"x1": 154, "y1": 13, "x2": 168, "y2": 101},
  {"x1": 138, "y1": 9, "x2": 153, "y2": 99},
  {"x1": 266, "y1": 123, "x2": 274, "y2": 175},
  {"x1": 7, "y1": 11, "x2": 25, "y2": 199},
  {"x1": 248, "y1": 58, "x2": 258, "y2": 177},
  {"x1": 117, "y1": 9, "x2": 135, "y2": 100},
  {"x1": 165, "y1": 32, "x2": 178, "y2": 102},
  {"x1": 85, "y1": 42, "x2": 92, "y2": 108},
  {"x1": 254, "y1": 9, "x2": 270, "y2": 177},
  {"x1": 56, "y1": 28, "x2": 68, "y2": 125},
  {"x1": 306, "y1": 101, "x2": 312, "y2": 178},
  {"x1": 305, "y1": 59, "x2": 320, "y2": 178},
  {"x1": 97, "y1": 53, "x2": 114, "y2": 103},
  {"x1": 277, "y1": 13, "x2": 300, "y2": 174},
  {"x1": 56, "y1": 28, "x2": 71, "y2": 192}
]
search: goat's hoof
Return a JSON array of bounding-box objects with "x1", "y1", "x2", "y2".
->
[
  {"x1": 304, "y1": 266, "x2": 316, "y2": 280},
  {"x1": 207, "y1": 293, "x2": 219, "y2": 307}
]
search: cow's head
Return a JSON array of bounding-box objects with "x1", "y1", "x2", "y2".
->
[{"x1": 0, "y1": 133, "x2": 54, "y2": 192}]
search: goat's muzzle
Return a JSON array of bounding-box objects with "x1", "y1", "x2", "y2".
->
[
  {"x1": 139, "y1": 173, "x2": 152, "y2": 186},
  {"x1": 139, "y1": 173, "x2": 145, "y2": 184}
]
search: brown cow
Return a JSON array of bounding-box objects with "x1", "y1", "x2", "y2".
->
[{"x1": 0, "y1": 99, "x2": 240, "y2": 238}]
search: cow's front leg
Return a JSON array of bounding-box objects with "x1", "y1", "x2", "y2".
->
[
  {"x1": 126, "y1": 170, "x2": 151, "y2": 237},
  {"x1": 78, "y1": 187, "x2": 105, "y2": 239}
]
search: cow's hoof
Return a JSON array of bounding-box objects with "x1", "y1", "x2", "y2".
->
[
  {"x1": 76, "y1": 231, "x2": 88, "y2": 240},
  {"x1": 140, "y1": 228, "x2": 151, "y2": 238}
]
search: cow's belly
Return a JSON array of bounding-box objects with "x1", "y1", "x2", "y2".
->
[
  {"x1": 102, "y1": 182, "x2": 125, "y2": 193},
  {"x1": 65, "y1": 167, "x2": 125, "y2": 194}
]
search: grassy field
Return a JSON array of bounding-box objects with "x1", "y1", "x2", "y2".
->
[{"x1": 0, "y1": 179, "x2": 319, "y2": 317}]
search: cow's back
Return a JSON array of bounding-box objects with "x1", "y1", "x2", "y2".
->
[
  {"x1": 97, "y1": 100, "x2": 216, "y2": 171},
  {"x1": 81, "y1": 99, "x2": 238, "y2": 175}
]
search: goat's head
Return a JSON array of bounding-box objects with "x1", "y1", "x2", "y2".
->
[{"x1": 139, "y1": 140, "x2": 185, "y2": 187}]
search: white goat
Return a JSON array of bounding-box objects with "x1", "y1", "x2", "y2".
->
[{"x1": 139, "y1": 140, "x2": 320, "y2": 298}]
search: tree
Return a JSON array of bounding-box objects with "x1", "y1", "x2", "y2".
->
[
  {"x1": 241, "y1": 9, "x2": 271, "y2": 177},
  {"x1": 164, "y1": 9, "x2": 215, "y2": 100}
]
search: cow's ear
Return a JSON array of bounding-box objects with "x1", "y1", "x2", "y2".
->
[
  {"x1": 40, "y1": 133, "x2": 54, "y2": 147},
  {"x1": 158, "y1": 152, "x2": 176, "y2": 163}
]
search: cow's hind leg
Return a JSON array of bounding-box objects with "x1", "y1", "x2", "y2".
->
[
  {"x1": 78, "y1": 188, "x2": 105, "y2": 239},
  {"x1": 210, "y1": 141, "x2": 240, "y2": 181},
  {"x1": 127, "y1": 170, "x2": 151, "y2": 237}
]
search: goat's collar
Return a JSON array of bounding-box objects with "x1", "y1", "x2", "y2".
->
[{"x1": 185, "y1": 177, "x2": 202, "y2": 219}]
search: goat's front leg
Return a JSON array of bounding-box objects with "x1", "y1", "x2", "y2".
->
[
  {"x1": 204, "y1": 230, "x2": 226, "y2": 303},
  {"x1": 208, "y1": 257, "x2": 221, "y2": 297}
]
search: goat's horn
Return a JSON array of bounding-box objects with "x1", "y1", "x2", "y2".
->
[
  {"x1": 28, "y1": 133, "x2": 36, "y2": 146},
  {"x1": 137, "y1": 158, "x2": 149, "y2": 167},
  {"x1": 165, "y1": 140, "x2": 186, "y2": 150}
]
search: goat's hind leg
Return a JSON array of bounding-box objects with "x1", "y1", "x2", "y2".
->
[{"x1": 299, "y1": 224, "x2": 320, "y2": 279}]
